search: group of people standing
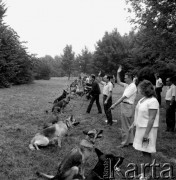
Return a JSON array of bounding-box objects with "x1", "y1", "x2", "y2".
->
[
  {"x1": 154, "y1": 73, "x2": 176, "y2": 132},
  {"x1": 84, "y1": 66, "x2": 163, "y2": 180}
]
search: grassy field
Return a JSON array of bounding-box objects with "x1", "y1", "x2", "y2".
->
[{"x1": 0, "y1": 77, "x2": 176, "y2": 180}]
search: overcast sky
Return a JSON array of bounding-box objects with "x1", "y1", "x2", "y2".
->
[{"x1": 4, "y1": 0, "x2": 133, "y2": 57}]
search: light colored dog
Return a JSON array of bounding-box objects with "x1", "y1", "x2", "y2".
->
[
  {"x1": 29, "y1": 115, "x2": 79, "y2": 150},
  {"x1": 36, "y1": 129, "x2": 103, "y2": 179}
]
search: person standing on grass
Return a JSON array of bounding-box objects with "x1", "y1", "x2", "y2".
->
[
  {"x1": 110, "y1": 65, "x2": 137, "y2": 148},
  {"x1": 155, "y1": 73, "x2": 163, "y2": 105},
  {"x1": 130, "y1": 80, "x2": 159, "y2": 180},
  {"x1": 165, "y1": 77, "x2": 175, "y2": 132},
  {"x1": 86, "y1": 74, "x2": 102, "y2": 114},
  {"x1": 97, "y1": 71, "x2": 113, "y2": 126}
]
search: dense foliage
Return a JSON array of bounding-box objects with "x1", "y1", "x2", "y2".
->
[
  {"x1": 1, "y1": 0, "x2": 176, "y2": 86},
  {"x1": 0, "y1": 1, "x2": 33, "y2": 87}
]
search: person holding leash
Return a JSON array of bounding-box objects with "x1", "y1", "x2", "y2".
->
[
  {"x1": 86, "y1": 74, "x2": 102, "y2": 114},
  {"x1": 97, "y1": 71, "x2": 114, "y2": 126},
  {"x1": 110, "y1": 65, "x2": 137, "y2": 148}
]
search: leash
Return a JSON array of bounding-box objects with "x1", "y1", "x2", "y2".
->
[{"x1": 89, "y1": 111, "x2": 108, "y2": 128}]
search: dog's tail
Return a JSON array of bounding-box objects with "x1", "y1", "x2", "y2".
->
[
  {"x1": 29, "y1": 143, "x2": 35, "y2": 151},
  {"x1": 36, "y1": 172, "x2": 54, "y2": 179}
]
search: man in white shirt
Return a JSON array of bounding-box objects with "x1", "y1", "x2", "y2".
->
[
  {"x1": 110, "y1": 65, "x2": 137, "y2": 148},
  {"x1": 155, "y1": 73, "x2": 163, "y2": 105},
  {"x1": 165, "y1": 77, "x2": 175, "y2": 132},
  {"x1": 98, "y1": 72, "x2": 114, "y2": 125}
]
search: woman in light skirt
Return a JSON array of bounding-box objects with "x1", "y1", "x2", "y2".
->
[{"x1": 131, "y1": 80, "x2": 159, "y2": 180}]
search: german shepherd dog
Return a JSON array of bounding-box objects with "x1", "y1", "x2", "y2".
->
[
  {"x1": 53, "y1": 90, "x2": 69, "y2": 104},
  {"x1": 36, "y1": 129, "x2": 103, "y2": 179},
  {"x1": 52, "y1": 95, "x2": 70, "y2": 114},
  {"x1": 29, "y1": 115, "x2": 79, "y2": 150},
  {"x1": 85, "y1": 148, "x2": 124, "y2": 180}
]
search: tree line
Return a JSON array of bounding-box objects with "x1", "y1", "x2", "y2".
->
[{"x1": 1, "y1": 0, "x2": 176, "y2": 88}]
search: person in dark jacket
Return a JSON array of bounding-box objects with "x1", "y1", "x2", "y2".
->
[{"x1": 86, "y1": 74, "x2": 102, "y2": 114}]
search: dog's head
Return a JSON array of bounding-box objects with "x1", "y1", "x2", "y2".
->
[
  {"x1": 63, "y1": 89, "x2": 69, "y2": 95},
  {"x1": 93, "y1": 148, "x2": 124, "y2": 179},
  {"x1": 65, "y1": 115, "x2": 80, "y2": 128},
  {"x1": 83, "y1": 129, "x2": 103, "y2": 144}
]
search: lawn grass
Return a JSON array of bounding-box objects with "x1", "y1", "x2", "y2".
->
[{"x1": 0, "y1": 77, "x2": 176, "y2": 180}]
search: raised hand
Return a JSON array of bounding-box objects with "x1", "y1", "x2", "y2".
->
[{"x1": 117, "y1": 65, "x2": 122, "y2": 73}]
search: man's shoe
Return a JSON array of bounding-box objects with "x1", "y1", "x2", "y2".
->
[
  {"x1": 112, "y1": 119, "x2": 118, "y2": 123},
  {"x1": 98, "y1": 112, "x2": 102, "y2": 114},
  {"x1": 86, "y1": 111, "x2": 90, "y2": 114},
  {"x1": 105, "y1": 120, "x2": 113, "y2": 126}
]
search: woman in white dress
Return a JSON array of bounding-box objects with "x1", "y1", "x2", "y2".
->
[{"x1": 132, "y1": 80, "x2": 159, "y2": 180}]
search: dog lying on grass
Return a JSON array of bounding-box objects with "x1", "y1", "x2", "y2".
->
[
  {"x1": 29, "y1": 115, "x2": 79, "y2": 150},
  {"x1": 52, "y1": 96, "x2": 71, "y2": 114},
  {"x1": 36, "y1": 129, "x2": 103, "y2": 179}
]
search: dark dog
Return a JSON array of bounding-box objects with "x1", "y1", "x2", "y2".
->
[
  {"x1": 53, "y1": 90, "x2": 69, "y2": 104},
  {"x1": 36, "y1": 129, "x2": 103, "y2": 179},
  {"x1": 52, "y1": 96, "x2": 70, "y2": 113},
  {"x1": 85, "y1": 148, "x2": 124, "y2": 180}
]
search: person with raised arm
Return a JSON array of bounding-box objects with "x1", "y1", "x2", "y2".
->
[{"x1": 110, "y1": 65, "x2": 137, "y2": 147}]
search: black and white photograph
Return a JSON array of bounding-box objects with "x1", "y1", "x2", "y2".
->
[{"x1": 1, "y1": 0, "x2": 176, "y2": 179}]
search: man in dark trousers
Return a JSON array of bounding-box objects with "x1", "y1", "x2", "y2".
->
[
  {"x1": 86, "y1": 74, "x2": 102, "y2": 114},
  {"x1": 97, "y1": 72, "x2": 113, "y2": 125}
]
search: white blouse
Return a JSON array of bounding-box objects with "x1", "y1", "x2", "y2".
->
[{"x1": 134, "y1": 97, "x2": 159, "y2": 127}]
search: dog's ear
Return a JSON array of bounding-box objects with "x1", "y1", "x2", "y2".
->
[
  {"x1": 83, "y1": 130, "x2": 88, "y2": 135},
  {"x1": 96, "y1": 130, "x2": 103, "y2": 138},
  {"x1": 95, "y1": 148, "x2": 104, "y2": 158}
]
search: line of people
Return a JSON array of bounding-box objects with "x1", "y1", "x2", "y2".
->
[{"x1": 84, "y1": 66, "x2": 176, "y2": 180}]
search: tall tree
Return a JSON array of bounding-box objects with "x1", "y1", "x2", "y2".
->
[
  {"x1": 0, "y1": 1, "x2": 33, "y2": 87},
  {"x1": 126, "y1": 0, "x2": 176, "y2": 62},
  {"x1": 76, "y1": 47, "x2": 93, "y2": 74},
  {"x1": 93, "y1": 29, "x2": 127, "y2": 75},
  {"x1": 61, "y1": 45, "x2": 75, "y2": 79}
]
